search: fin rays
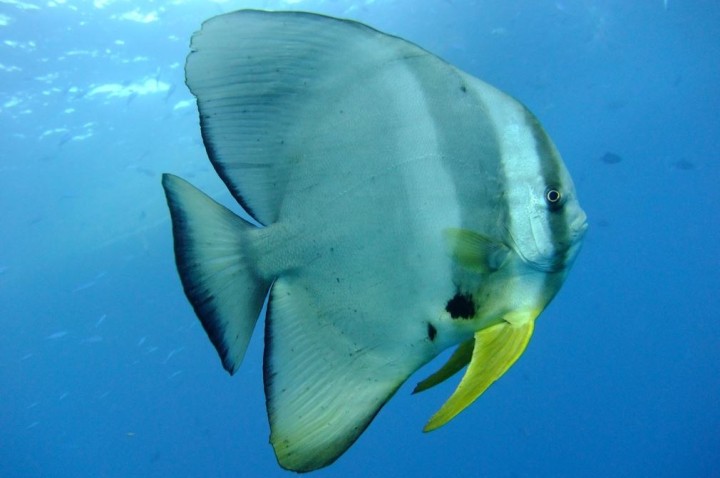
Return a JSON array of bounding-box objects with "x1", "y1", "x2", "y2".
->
[{"x1": 162, "y1": 174, "x2": 270, "y2": 374}]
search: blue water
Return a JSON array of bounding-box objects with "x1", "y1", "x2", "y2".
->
[{"x1": 1, "y1": 1, "x2": 718, "y2": 476}]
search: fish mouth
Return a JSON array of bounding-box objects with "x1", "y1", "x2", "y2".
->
[
  {"x1": 572, "y1": 210, "x2": 589, "y2": 238},
  {"x1": 520, "y1": 253, "x2": 567, "y2": 273},
  {"x1": 550, "y1": 216, "x2": 588, "y2": 270},
  {"x1": 500, "y1": 227, "x2": 560, "y2": 273},
  {"x1": 505, "y1": 215, "x2": 588, "y2": 273}
]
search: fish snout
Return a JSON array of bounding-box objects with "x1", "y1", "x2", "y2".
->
[{"x1": 571, "y1": 209, "x2": 589, "y2": 240}]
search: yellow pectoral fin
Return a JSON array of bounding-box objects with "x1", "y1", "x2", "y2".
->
[
  {"x1": 423, "y1": 319, "x2": 535, "y2": 432},
  {"x1": 444, "y1": 228, "x2": 510, "y2": 272},
  {"x1": 413, "y1": 338, "x2": 474, "y2": 394}
]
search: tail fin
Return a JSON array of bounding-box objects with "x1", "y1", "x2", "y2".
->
[{"x1": 162, "y1": 174, "x2": 270, "y2": 374}]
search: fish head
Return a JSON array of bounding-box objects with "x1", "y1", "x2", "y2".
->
[
  {"x1": 420, "y1": 120, "x2": 588, "y2": 432},
  {"x1": 502, "y1": 128, "x2": 588, "y2": 279}
]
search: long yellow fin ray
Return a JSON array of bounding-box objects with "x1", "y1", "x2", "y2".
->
[
  {"x1": 413, "y1": 338, "x2": 475, "y2": 394},
  {"x1": 423, "y1": 320, "x2": 535, "y2": 432}
]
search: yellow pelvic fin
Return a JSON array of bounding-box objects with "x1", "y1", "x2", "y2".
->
[
  {"x1": 413, "y1": 338, "x2": 474, "y2": 394},
  {"x1": 444, "y1": 228, "x2": 510, "y2": 272},
  {"x1": 423, "y1": 319, "x2": 535, "y2": 432}
]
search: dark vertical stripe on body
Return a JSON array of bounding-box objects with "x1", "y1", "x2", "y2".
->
[
  {"x1": 406, "y1": 58, "x2": 509, "y2": 241},
  {"x1": 521, "y1": 106, "x2": 571, "y2": 268}
]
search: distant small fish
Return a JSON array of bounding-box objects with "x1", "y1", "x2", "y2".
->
[
  {"x1": 127, "y1": 164, "x2": 156, "y2": 177},
  {"x1": 605, "y1": 99, "x2": 627, "y2": 111},
  {"x1": 95, "y1": 314, "x2": 106, "y2": 328},
  {"x1": 163, "y1": 347, "x2": 184, "y2": 363},
  {"x1": 72, "y1": 271, "x2": 107, "y2": 293},
  {"x1": 600, "y1": 152, "x2": 623, "y2": 164},
  {"x1": 57, "y1": 132, "x2": 73, "y2": 147},
  {"x1": 154, "y1": 66, "x2": 162, "y2": 86},
  {"x1": 72, "y1": 281, "x2": 95, "y2": 293},
  {"x1": 81, "y1": 335, "x2": 103, "y2": 344},
  {"x1": 173, "y1": 99, "x2": 194, "y2": 111},
  {"x1": 163, "y1": 83, "x2": 177, "y2": 102},
  {"x1": 670, "y1": 158, "x2": 695, "y2": 171},
  {"x1": 596, "y1": 219, "x2": 611, "y2": 228},
  {"x1": 46, "y1": 331, "x2": 68, "y2": 340},
  {"x1": 126, "y1": 91, "x2": 139, "y2": 105}
]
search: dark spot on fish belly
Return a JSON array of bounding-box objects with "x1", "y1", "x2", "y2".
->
[
  {"x1": 427, "y1": 323, "x2": 437, "y2": 341},
  {"x1": 446, "y1": 292, "x2": 475, "y2": 319},
  {"x1": 460, "y1": 85, "x2": 467, "y2": 93}
]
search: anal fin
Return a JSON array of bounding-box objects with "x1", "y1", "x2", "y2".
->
[{"x1": 264, "y1": 278, "x2": 422, "y2": 472}]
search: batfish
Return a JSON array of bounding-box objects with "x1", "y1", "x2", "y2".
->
[{"x1": 162, "y1": 10, "x2": 587, "y2": 472}]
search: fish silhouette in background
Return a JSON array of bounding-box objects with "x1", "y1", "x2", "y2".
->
[{"x1": 162, "y1": 10, "x2": 587, "y2": 472}]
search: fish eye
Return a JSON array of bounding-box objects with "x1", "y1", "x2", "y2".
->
[{"x1": 544, "y1": 187, "x2": 563, "y2": 210}]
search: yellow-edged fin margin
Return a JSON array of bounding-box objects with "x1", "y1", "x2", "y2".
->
[{"x1": 423, "y1": 318, "x2": 535, "y2": 432}]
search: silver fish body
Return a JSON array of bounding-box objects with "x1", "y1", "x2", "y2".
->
[{"x1": 162, "y1": 10, "x2": 587, "y2": 472}]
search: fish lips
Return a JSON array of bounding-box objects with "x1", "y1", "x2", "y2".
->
[{"x1": 518, "y1": 216, "x2": 588, "y2": 273}]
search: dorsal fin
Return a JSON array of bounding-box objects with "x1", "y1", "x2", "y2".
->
[{"x1": 185, "y1": 10, "x2": 432, "y2": 225}]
